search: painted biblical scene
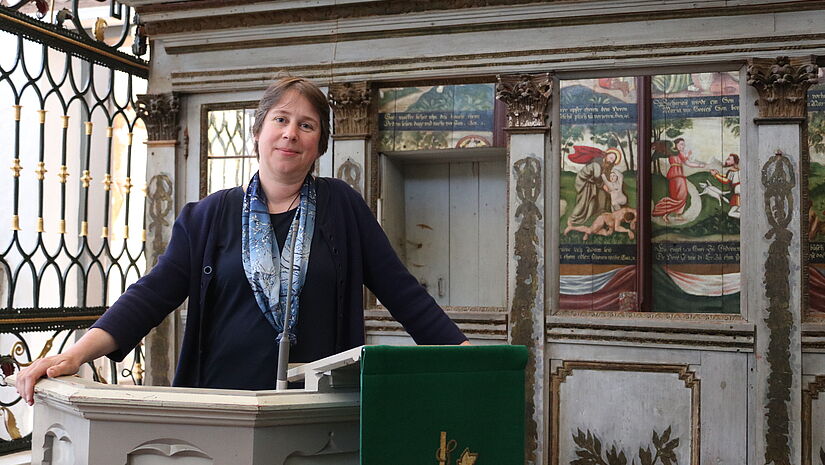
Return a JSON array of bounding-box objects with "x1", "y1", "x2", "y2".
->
[
  {"x1": 377, "y1": 84, "x2": 496, "y2": 152},
  {"x1": 559, "y1": 77, "x2": 639, "y2": 311},
  {"x1": 650, "y1": 71, "x2": 741, "y2": 313},
  {"x1": 807, "y1": 67, "x2": 825, "y2": 315}
]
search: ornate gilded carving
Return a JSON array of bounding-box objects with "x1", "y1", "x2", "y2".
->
[
  {"x1": 747, "y1": 56, "x2": 819, "y2": 118},
  {"x1": 495, "y1": 73, "x2": 552, "y2": 129},
  {"x1": 57, "y1": 165, "x2": 69, "y2": 183},
  {"x1": 34, "y1": 161, "x2": 47, "y2": 180},
  {"x1": 136, "y1": 93, "x2": 180, "y2": 142},
  {"x1": 80, "y1": 170, "x2": 92, "y2": 188},
  {"x1": 510, "y1": 155, "x2": 542, "y2": 463},
  {"x1": 329, "y1": 81, "x2": 370, "y2": 137},
  {"x1": 761, "y1": 149, "x2": 796, "y2": 465},
  {"x1": 336, "y1": 157, "x2": 362, "y2": 195},
  {"x1": 10, "y1": 159, "x2": 21, "y2": 177}
]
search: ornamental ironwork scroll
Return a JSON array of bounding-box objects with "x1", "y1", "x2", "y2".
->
[
  {"x1": 761, "y1": 149, "x2": 796, "y2": 465},
  {"x1": 0, "y1": 6, "x2": 147, "y2": 453}
]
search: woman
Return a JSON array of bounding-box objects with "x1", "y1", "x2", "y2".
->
[
  {"x1": 652, "y1": 138, "x2": 705, "y2": 222},
  {"x1": 16, "y1": 77, "x2": 468, "y2": 403}
]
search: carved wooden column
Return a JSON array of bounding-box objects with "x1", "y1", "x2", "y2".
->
[
  {"x1": 747, "y1": 56, "x2": 818, "y2": 465},
  {"x1": 328, "y1": 82, "x2": 370, "y2": 198},
  {"x1": 135, "y1": 92, "x2": 180, "y2": 386},
  {"x1": 496, "y1": 73, "x2": 552, "y2": 465}
]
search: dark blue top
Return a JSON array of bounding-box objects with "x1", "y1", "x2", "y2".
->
[
  {"x1": 200, "y1": 187, "x2": 336, "y2": 390},
  {"x1": 92, "y1": 177, "x2": 467, "y2": 389}
]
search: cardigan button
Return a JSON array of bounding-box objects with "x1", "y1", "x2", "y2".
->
[{"x1": 203, "y1": 266, "x2": 212, "y2": 275}]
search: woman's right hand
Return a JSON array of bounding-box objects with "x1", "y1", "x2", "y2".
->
[
  {"x1": 14, "y1": 328, "x2": 117, "y2": 405},
  {"x1": 15, "y1": 354, "x2": 82, "y2": 405}
]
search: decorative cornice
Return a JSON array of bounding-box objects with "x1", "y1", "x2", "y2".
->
[
  {"x1": 747, "y1": 56, "x2": 819, "y2": 119},
  {"x1": 328, "y1": 82, "x2": 370, "y2": 137},
  {"x1": 136, "y1": 93, "x2": 180, "y2": 142},
  {"x1": 495, "y1": 73, "x2": 552, "y2": 129}
]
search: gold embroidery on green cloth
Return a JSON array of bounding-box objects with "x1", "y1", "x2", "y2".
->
[{"x1": 436, "y1": 431, "x2": 478, "y2": 465}]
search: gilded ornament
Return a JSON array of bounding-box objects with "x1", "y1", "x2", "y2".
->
[
  {"x1": 37, "y1": 110, "x2": 46, "y2": 124},
  {"x1": 36, "y1": 217, "x2": 43, "y2": 233},
  {"x1": 124, "y1": 176, "x2": 133, "y2": 193},
  {"x1": 58, "y1": 219, "x2": 65, "y2": 234},
  {"x1": 93, "y1": 18, "x2": 107, "y2": 42},
  {"x1": 127, "y1": 132, "x2": 133, "y2": 145},
  {"x1": 102, "y1": 173, "x2": 112, "y2": 191},
  {"x1": 123, "y1": 225, "x2": 129, "y2": 239},
  {"x1": 12, "y1": 105, "x2": 21, "y2": 121},
  {"x1": 101, "y1": 226, "x2": 108, "y2": 239},
  {"x1": 328, "y1": 81, "x2": 370, "y2": 136},
  {"x1": 80, "y1": 221, "x2": 88, "y2": 237},
  {"x1": 60, "y1": 115, "x2": 69, "y2": 129},
  {"x1": 81, "y1": 170, "x2": 92, "y2": 188},
  {"x1": 10, "y1": 159, "x2": 22, "y2": 177},
  {"x1": 106, "y1": 126, "x2": 113, "y2": 138},
  {"x1": 135, "y1": 362, "x2": 144, "y2": 383},
  {"x1": 85, "y1": 121, "x2": 93, "y2": 135},
  {"x1": 11, "y1": 215, "x2": 20, "y2": 231},
  {"x1": 747, "y1": 56, "x2": 819, "y2": 118},
  {"x1": 57, "y1": 165, "x2": 69, "y2": 183},
  {"x1": 496, "y1": 73, "x2": 552, "y2": 129},
  {"x1": 35, "y1": 161, "x2": 47, "y2": 180}
]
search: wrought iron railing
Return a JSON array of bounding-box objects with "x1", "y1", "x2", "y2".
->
[{"x1": 0, "y1": 0, "x2": 148, "y2": 453}]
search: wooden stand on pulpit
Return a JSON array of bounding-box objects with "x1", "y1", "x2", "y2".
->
[{"x1": 19, "y1": 345, "x2": 525, "y2": 465}]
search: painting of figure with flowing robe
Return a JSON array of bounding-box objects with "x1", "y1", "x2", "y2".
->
[
  {"x1": 650, "y1": 71, "x2": 741, "y2": 313},
  {"x1": 559, "y1": 78, "x2": 639, "y2": 311},
  {"x1": 807, "y1": 68, "x2": 825, "y2": 315}
]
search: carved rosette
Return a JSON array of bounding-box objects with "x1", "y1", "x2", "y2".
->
[
  {"x1": 136, "y1": 93, "x2": 180, "y2": 142},
  {"x1": 328, "y1": 82, "x2": 370, "y2": 137},
  {"x1": 747, "y1": 56, "x2": 819, "y2": 119},
  {"x1": 495, "y1": 73, "x2": 552, "y2": 129}
]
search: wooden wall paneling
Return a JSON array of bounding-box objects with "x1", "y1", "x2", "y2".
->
[
  {"x1": 378, "y1": 154, "x2": 406, "y2": 261},
  {"x1": 449, "y1": 161, "x2": 480, "y2": 306},
  {"x1": 404, "y1": 162, "x2": 450, "y2": 306},
  {"x1": 478, "y1": 158, "x2": 507, "y2": 308}
]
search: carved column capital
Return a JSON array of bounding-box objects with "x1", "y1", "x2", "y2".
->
[
  {"x1": 136, "y1": 93, "x2": 180, "y2": 142},
  {"x1": 328, "y1": 81, "x2": 370, "y2": 137},
  {"x1": 747, "y1": 56, "x2": 819, "y2": 119},
  {"x1": 495, "y1": 73, "x2": 552, "y2": 129}
]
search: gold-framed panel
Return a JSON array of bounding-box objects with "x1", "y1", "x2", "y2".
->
[{"x1": 550, "y1": 361, "x2": 700, "y2": 465}]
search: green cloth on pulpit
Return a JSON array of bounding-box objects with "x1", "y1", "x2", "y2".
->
[{"x1": 360, "y1": 345, "x2": 527, "y2": 465}]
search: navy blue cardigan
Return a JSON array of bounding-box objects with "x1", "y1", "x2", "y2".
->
[{"x1": 92, "y1": 177, "x2": 466, "y2": 387}]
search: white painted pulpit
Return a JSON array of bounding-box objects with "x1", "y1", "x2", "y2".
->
[{"x1": 14, "y1": 348, "x2": 363, "y2": 465}]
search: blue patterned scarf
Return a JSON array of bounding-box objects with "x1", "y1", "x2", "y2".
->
[{"x1": 241, "y1": 172, "x2": 316, "y2": 344}]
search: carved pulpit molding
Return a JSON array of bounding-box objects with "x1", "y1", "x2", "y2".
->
[
  {"x1": 747, "y1": 55, "x2": 818, "y2": 120},
  {"x1": 495, "y1": 73, "x2": 552, "y2": 132},
  {"x1": 328, "y1": 81, "x2": 370, "y2": 139},
  {"x1": 136, "y1": 92, "x2": 181, "y2": 145}
]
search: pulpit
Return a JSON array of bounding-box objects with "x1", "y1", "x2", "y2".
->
[{"x1": 18, "y1": 345, "x2": 525, "y2": 464}]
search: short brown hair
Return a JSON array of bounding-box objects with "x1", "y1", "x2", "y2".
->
[{"x1": 251, "y1": 77, "x2": 331, "y2": 158}]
